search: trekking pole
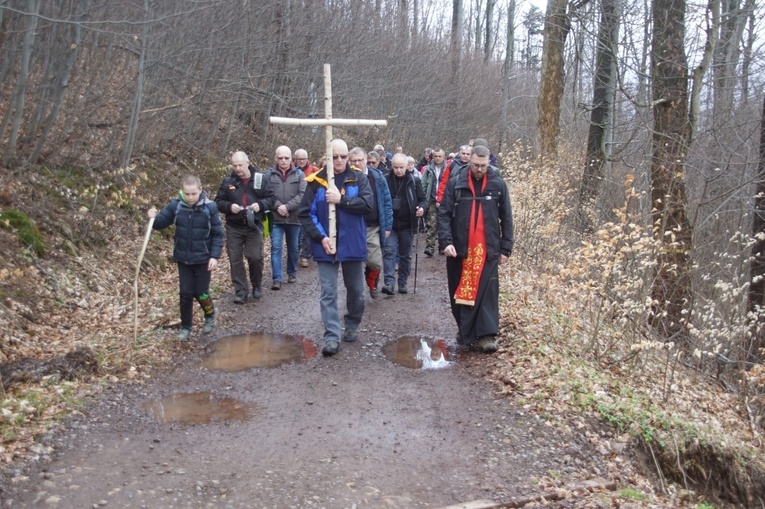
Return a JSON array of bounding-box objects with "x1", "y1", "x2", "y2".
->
[{"x1": 134, "y1": 216, "x2": 155, "y2": 344}]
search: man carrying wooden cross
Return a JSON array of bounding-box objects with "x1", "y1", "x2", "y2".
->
[{"x1": 298, "y1": 138, "x2": 373, "y2": 356}]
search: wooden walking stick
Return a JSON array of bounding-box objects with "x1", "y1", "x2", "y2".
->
[
  {"x1": 270, "y1": 63, "x2": 387, "y2": 254},
  {"x1": 133, "y1": 216, "x2": 155, "y2": 343}
]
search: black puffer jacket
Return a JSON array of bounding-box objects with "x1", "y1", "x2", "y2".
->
[
  {"x1": 152, "y1": 192, "x2": 224, "y2": 265},
  {"x1": 214, "y1": 166, "x2": 276, "y2": 228}
]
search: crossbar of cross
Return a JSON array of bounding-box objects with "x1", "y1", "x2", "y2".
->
[{"x1": 269, "y1": 64, "x2": 387, "y2": 254}]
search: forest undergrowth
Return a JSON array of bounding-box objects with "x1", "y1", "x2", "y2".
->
[{"x1": 0, "y1": 150, "x2": 763, "y2": 507}]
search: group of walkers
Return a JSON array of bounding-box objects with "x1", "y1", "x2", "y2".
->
[{"x1": 147, "y1": 137, "x2": 514, "y2": 356}]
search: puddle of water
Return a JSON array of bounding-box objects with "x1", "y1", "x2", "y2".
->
[
  {"x1": 203, "y1": 333, "x2": 317, "y2": 372},
  {"x1": 140, "y1": 392, "x2": 254, "y2": 425},
  {"x1": 381, "y1": 336, "x2": 452, "y2": 370}
]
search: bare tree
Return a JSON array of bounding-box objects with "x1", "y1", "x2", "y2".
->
[
  {"x1": 451, "y1": 0, "x2": 463, "y2": 76},
  {"x1": 121, "y1": 0, "x2": 151, "y2": 168},
  {"x1": 739, "y1": 0, "x2": 755, "y2": 103},
  {"x1": 577, "y1": 0, "x2": 620, "y2": 231},
  {"x1": 1, "y1": 0, "x2": 40, "y2": 159},
  {"x1": 29, "y1": 0, "x2": 88, "y2": 165},
  {"x1": 484, "y1": 0, "x2": 496, "y2": 62},
  {"x1": 499, "y1": 0, "x2": 516, "y2": 154},
  {"x1": 747, "y1": 94, "x2": 765, "y2": 361},
  {"x1": 689, "y1": 0, "x2": 719, "y2": 142},
  {"x1": 537, "y1": 0, "x2": 571, "y2": 158},
  {"x1": 650, "y1": 0, "x2": 693, "y2": 341}
]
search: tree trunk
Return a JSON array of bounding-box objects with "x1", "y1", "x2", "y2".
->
[
  {"x1": 712, "y1": 0, "x2": 747, "y2": 121},
  {"x1": 451, "y1": 0, "x2": 463, "y2": 76},
  {"x1": 689, "y1": 0, "x2": 719, "y2": 143},
  {"x1": 537, "y1": 0, "x2": 570, "y2": 159},
  {"x1": 473, "y1": 0, "x2": 483, "y2": 54},
  {"x1": 121, "y1": 0, "x2": 151, "y2": 169},
  {"x1": 746, "y1": 94, "x2": 765, "y2": 361},
  {"x1": 398, "y1": 0, "x2": 409, "y2": 42},
  {"x1": 650, "y1": 0, "x2": 693, "y2": 341},
  {"x1": 2, "y1": 0, "x2": 41, "y2": 158},
  {"x1": 484, "y1": 0, "x2": 496, "y2": 62},
  {"x1": 29, "y1": 0, "x2": 88, "y2": 166},
  {"x1": 740, "y1": 0, "x2": 755, "y2": 104},
  {"x1": 577, "y1": 0, "x2": 620, "y2": 232},
  {"x1": 498, "y1": 0, "x2": 516, "y2": 154}
]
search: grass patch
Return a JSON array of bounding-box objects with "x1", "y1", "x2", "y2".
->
[{"x1": 0, "y1": 209, "x2": 45, "y2": 257}]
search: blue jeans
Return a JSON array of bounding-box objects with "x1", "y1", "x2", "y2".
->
[
  {"x1": 270, "y1": 223, "x2": 301, "y2": 282},
  {"x1": 383, "y1": 228, "x2": 413, "y2": 288},
  {"x1": 317, "y1": 261, "x2": 365, "y2": 342}
]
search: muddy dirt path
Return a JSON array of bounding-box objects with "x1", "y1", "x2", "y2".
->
[{"x1": 3, "y1": 250, "x2": 608, "y2": 508}]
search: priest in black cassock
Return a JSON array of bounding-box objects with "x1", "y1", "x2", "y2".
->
[{"x1": 437, "y1": 144, "x2": 514, "y2": 353}]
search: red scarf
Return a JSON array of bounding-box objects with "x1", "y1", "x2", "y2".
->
[{"x1": 454, "y1": 176, "x2": 487, "y2": 306}]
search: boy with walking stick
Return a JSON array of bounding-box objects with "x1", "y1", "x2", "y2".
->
[{"x1": 148, "y1": 175, "x2": 224, "y2": 341}]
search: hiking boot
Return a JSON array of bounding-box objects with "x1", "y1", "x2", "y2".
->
[
  {"x1": 202, "y1": 315, "x2": 216, "y2": 335},
  {"x1": 369, "y1": 287, "x2": 381, "y2": 300},
  {"x1": 322, "y1": 340, "x2": 340, "y2": 356},
  {"x1": 424, "y1": 249, "x2": 434, "y2": 257},
  {"x1": 478, "y1": 337, "x2": 498, "y2": 353},
  {"x1": 381, "y1": 285, "x2": 395, "y2": 295},
  {"x1": 252, "y1": 287, "x2": 263, "y2": 299},
  {"x1": 177, "y1": 328, "x2": 192, "y2": 341},
  {"x1": 287, "y1": 274, "x2": 297, "y2": 283},
  {"x1": 271, "y1": 280, "x2": 282, "y2": 290},
  {"x1": 300, "y1": 258, "x2": 309, "y2": 268},
  {"x1": 398, "y1": 284, "x2": 408, "y2": 294},
  {"x1": 233, "y1": 294, "x2": 248, "y2": 305},
  {"x1": 343, "y1": 327, "x2": 359, "y2": 343}
]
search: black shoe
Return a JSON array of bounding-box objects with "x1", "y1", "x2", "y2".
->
[
  {"x1": 381, "y1": 285, "x2": 395, "y2": 295},
  {"x1": 271, "y1": 280, "x2": 282, "y2": 290},
  {"x1": 252, "y1": 287, "x2": 263, "y2": 299},
  {"x1": 322, "y1": 340, "x2": 340, "y2": 356},
  {"x1": 233, "y1": 294, "x2": 248, "y2": 305},
  {"x1": 287, "y1": 274, "x2": 296, "y2": 283},
  {"x1": 398, "y1": 284, "x2": 408, "y2": 294},
  {"x1": 343, "y1": 327, "x2": 359, "y2": 343},
  {"x1": 424, "y1": 249, "x2": 434, "y2": 257}
]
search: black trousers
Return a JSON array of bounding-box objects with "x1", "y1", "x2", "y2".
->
[{"x1": 178, "y1": 262, "x2": 212, "y2": 330}]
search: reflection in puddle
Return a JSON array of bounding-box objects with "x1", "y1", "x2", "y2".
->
[
  {"x1": 203, "y1": 333, "x2": 318, "y2": 371},
  {"x1": 140, "y1": 392, "x2": 254, "y2": 425},
  {"x1": 382, "y1": 336, "x2": 452, "y2": 369}
]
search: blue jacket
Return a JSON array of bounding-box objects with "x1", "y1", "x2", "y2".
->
[
  {"x1": 153, "y1": 191, "x2": 224, "y2": 265},
  {"x1": 298, "y1": 165, "x2": 373, "y2": 263},
  {"x1": 366, "y1": 165, "x2": 393, "y2": 246}
]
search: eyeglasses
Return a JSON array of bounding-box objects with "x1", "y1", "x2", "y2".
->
[
  {"x1": 332, "y1": 154, "x2": 348, "y2": 160},
  {"x1": 276, "y1": 156, "x2": 291, "y2": 160}
]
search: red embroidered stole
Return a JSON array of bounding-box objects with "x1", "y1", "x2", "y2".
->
[{"x1": 454, "y1": 176, "x2": 487, "y2": 306}]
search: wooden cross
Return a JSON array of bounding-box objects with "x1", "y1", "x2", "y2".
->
[{"x1": 269, "y1": 64, "x2": 387, "y2": 254}]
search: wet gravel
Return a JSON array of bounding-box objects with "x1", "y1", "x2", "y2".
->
[{"x1": 2, "y1": 252, "x2": 607, "y2": 508}]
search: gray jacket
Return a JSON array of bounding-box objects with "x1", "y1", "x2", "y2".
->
[{"x1": 266, "y1": 165, "x2": 306, "y2": 225}]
